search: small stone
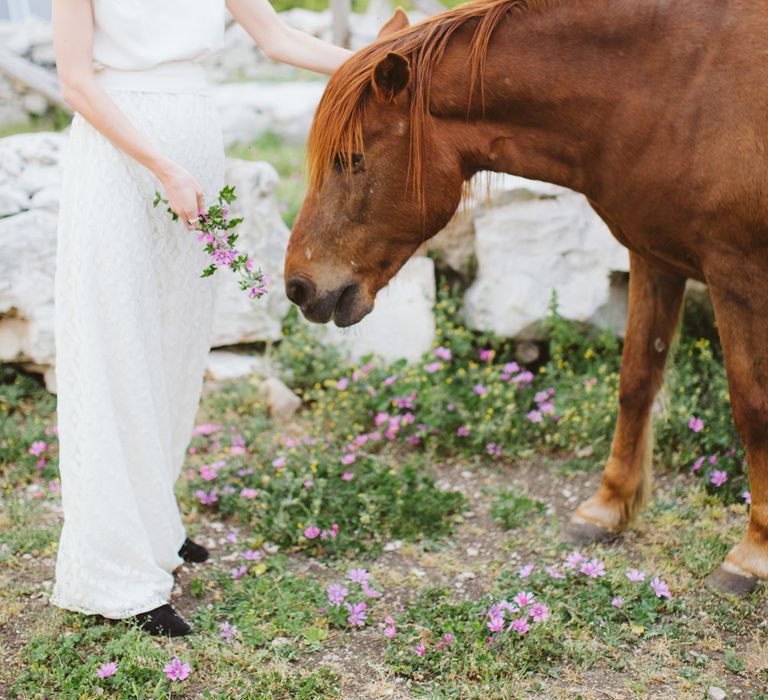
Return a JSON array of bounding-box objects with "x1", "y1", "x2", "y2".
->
[
  {"x1": 410, "y1": 568, "x2": 427, "y2": 578},
  {"x1": 466, "y1": 546, "x2": 479, "y2": 557},
  {"x1": 456, "y1": 571, "x2": 476, "y2": 581},
  {"x1": 261, "y1": 377, "x2": 301, "y2": 423},
  {"x1": 271, "y1": 636, "x2": 291, "y2": 647},
  {"x1": 383, "y1": 540, "x2": 403, "y2": 552},
  {"x1": 707, "y1": 688, "x2": 726, "y2": 700}
]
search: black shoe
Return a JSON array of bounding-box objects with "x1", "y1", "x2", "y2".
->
[
  {"x1": 178, "y1": 537, "x2": 209, "y2": 563},
  {"x1": 133, "y1": 604, "x2": 191, "y2": 637}
]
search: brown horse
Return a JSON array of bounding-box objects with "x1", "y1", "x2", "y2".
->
[{"x1": 284, "y1": 0, "x2": 768, "y2": 596}]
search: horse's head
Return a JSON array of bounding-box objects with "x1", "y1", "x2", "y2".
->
[{"x1": 284, "y1": 9, "x2": 467, "y2": 326}]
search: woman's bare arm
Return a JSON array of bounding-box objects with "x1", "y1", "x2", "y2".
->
[
  {"x1": 53, "y1": 0, "x2": 204, "y2": 228},
  {"x1": 226, "y1": 0, "x2": 353, "y2": 75}
]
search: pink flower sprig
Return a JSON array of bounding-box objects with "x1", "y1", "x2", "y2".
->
[{"x1": 153, "y1": 185, "x2": 267, "y2": 300}]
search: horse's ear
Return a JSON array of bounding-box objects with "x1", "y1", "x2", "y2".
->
[
  {"x1": 377, "y1": 7, "x2": 410, "y2": 39},
  {"x1": 372, "y1": 52, "x2": 410, "y2": 102}
]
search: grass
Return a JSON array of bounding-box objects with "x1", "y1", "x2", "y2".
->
[{"x1": 1, "y1": 289, "x2": 766, "y2": 698}]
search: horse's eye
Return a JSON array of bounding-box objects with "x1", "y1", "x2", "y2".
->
[{"x1": 333, "y1": 153, "x2": 365, "y2": 174}]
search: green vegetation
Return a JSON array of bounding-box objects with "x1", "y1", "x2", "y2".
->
[{"x1": 0, "y1": 286, "x2": 764, "y2": 698}]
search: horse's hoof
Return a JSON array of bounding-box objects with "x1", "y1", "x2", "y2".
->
[
  {"x1": 563, "y1": 517, "x2": 616, "y2": 546},
  {"x1": 704, "y1": 565, "x2": 759, "y2": 597}
]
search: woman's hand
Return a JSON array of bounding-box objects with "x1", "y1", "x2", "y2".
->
[{"x1": 155, "y1": 159, "x2": 205, "y2": 230}]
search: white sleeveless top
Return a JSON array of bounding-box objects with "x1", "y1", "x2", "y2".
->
[{"x1": 92, "y1": 0, "x2": 225, "y2": 90}]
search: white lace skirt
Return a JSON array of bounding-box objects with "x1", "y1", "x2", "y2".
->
[{"x1": 51, "y1": 70, "x2": 225, "y2": 619}]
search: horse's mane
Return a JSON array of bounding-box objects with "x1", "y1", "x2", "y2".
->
[{"x1": 306, "y1": 0, "x2": 553, "y2": 211}]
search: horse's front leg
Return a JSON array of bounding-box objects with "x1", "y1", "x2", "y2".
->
[{"x1": 567, "y1": 252, "x2": 686, "y2": 542}]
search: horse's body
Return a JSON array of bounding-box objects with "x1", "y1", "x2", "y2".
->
[{"x1": 284, "y1": 0, "x2": 768, "y2": 595}]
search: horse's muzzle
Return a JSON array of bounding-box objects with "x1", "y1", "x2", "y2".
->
[{"x1": 285, "y1": 274, "x2": 366, "y2": 327}]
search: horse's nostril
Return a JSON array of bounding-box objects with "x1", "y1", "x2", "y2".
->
[{"x1": 285, "y1": 275, "x2": 315, "y2": 307}]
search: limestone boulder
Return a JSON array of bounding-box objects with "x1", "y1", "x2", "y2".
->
[{"x1": 464, "y1": 180, "x2": 629, "y2": 339}]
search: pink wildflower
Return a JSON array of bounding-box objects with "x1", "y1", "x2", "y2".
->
[
  {"x1": 473, "y1": 384, "x2": 488, "y2": 396},
  {"x1": 415, "y1": 645, "x2": 426, "y2": 655},
  {"x1": 362, "y1": 581, "x2": 382, "y2": 598},
  {"x1": 433, "y1": 347, "x2": 452, "y2": 360},
  {"x1": 240, "y1": 488, "x2": 258, "y2": 499},
  {"x1": 691, "y1": 456, "x2": 706, "y2": 473},
  {"x1": 342, "y1": 471, "x2": 354, "y2": 481},
  {"x1": 345, "y1": 601, "x2": 367, "y2": 626},
  {"x1": 487, "y1": 612, "x2": 505, "y2": 632},
  {"x1": 348, "y1": 568, "x2": 371, "y2": 584},
  {"x1": 164, "y1": 658, "x2": 191, "y2": 682},
  {"x1": 688, "y1": 416, "x2": 704, "y2": 432},
  {"x1": 241, "y1": 549, "x2": 262, "y2": 560},
  {"x1": 513, "y1": 591, "x2": 535, "y2": 608},
  {"x1": 486, "y1": 442, "x2": 502, "y2": 457},
  {"x1": 526, "y1": 410, "x2": 543, "y2": 424},
  {"x1": 650, "y1": 577, "x2": 671, "y2": 599},
  {"x1": 510, "y1": 617, "x2": 530, "y2": 634},
  {"x1": 304, "y1": 526, "x2": 321, "y2": 539},
  {"x1": 444, "y1": 633, "x2": 453, "y2": 644},
  {"x1": 272, "y1": 456, "x2": 286, "y2": 468},
  {"x1": 341, "y1": 453, "x2": 356, "y2": 465},
  {"x1": 96, "y1": 661, "x2": 118, "y2": 678},
  {"x1": 327, "y1": 583, "x2": 348, "y2": 606},
  {"x1": 230, "y1": 565, "x2": 247, "y2": 579},
  {"x1": 219, "y1": 621, "x2": 238, "y2": 642},
  {"x1": 456, "y1": 425, "x2": 470, "y2": 437},
  {"x1": 579, "y1": 558, "x2": 606, "y2": 578},
  {"x1": 337, "y1": 378, "x2": 349, "y2": 390},
  {"x1": 478, "y1": 349, "x2": 495, "y2": 362},
  {"x1": 564, "y1": 551, "x2": 585, "y2": 569},
  {"x1": 425, "y1": 361, "x2": 443, "y2": 373},
  {"x1": 303, "y1": 480, "x2": 314, "y2": 488},
  {"x1": 192, "y1": 422, "x2": 220, "y2": 436},
  {"x1": 28, "y1": 441, "x2": 47, "y2": 457},
  {"x1": 528, "y1": 603, "x2": 549, "y2": 622},
  {"x1": 743, "y1": 490, "x2": 751, "y2": 505},
  {"x1": 710, "y1": 470, "x2": 728, "y2": 487},
  {"x1": 611, "y1": 597, "x2": 624, "y2": 608},
  {"x1": 625, "y1": 569, "x2": 646, "y2": 582},
  {"x1": 384, "y1": 625, "x2": 397, "y2": 638},
  {"x1": 518, "y1": 564, "x2": 534, "y2": 579}
]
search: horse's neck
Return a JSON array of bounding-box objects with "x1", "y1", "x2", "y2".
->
[{"x1": 430, "y1": 0, "x2": 695, "y2": 198}]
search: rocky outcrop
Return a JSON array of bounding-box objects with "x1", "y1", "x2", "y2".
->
[{"x1": 430, "y1": 177, "x2": 631, "y2": 339}]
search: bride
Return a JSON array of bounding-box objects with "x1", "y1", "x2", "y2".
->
[{"x1": 50, "y1": 0, "x2": 351, "y2": 636}]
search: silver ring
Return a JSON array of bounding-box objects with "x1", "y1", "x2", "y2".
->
[{"x1": 187, "y1": 218, "x2": 198, "y2": 225}]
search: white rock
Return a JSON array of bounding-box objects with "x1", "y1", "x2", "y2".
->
[
  {"x1": 210, "y1": 159, "x2": 292, "y2": 345},
  {"x1": 464, "y1": 183, "x2": 629, "y2": 339},
  {"x1": 321, "y1": 256, "x2": 437, "y2": 364},
  {"x1": 0, "y1": 188, "x2": 29, "y2": 217},
  {"x1": 29, "y1": 184, "x2": 59, "y2": 212},
  {"x1": 260, "y1": 376, "x2": 301, "y2": 422},
  {"x1": 212, "y1": 81, "x2": 327, "y2": 146},
  {"x1": 707, "y1": 688, "x2": 726, "y2": 700},
  {"x1": 206, "y1": 350, "x2": 272, "y2": 382},
  {"x1": 22, "y1": 91, "x2": 50, "y2": 117},
  {"x1": 0, "y1": 209, "x2": 58, "y2": 366}
]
